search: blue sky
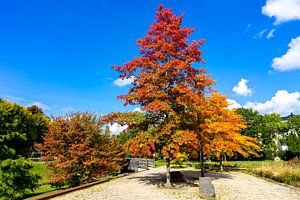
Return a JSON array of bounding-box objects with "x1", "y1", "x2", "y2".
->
[{"x1": 1, "y1": 0, "x2": 300, "y2": 117}]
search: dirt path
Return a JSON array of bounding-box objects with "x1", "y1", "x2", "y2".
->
[{"x1": 53, "y1": 167, "x2": 300, "y2": 200}]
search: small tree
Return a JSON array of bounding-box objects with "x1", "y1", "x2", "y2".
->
[
  {"x1": 201, "y1": 93, "x2": 261, "y2": 171},
  {"x1": 0, "y1": 158, "x2": 40, "y2": 200},
  {"x1": 37, "y1": 112, "x2": 124, "y2": 186}
]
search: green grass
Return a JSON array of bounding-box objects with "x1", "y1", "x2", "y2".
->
[
  {"x1": 23, "y1": 162, "x2": 62, "y2": 200},
  {"x1": 155, "y1": 160, "x2": 166, "y2": 167},
  {"x1": 221, "y1": 160, "x2": 285, "y2": 169}
]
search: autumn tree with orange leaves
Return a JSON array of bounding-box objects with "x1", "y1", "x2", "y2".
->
[
  {"x1": 36, "y1": 112, "x2": 124, "y2": 187},
  {"x1": 200, "y1": 93, "x2": 261, "y2": 171},
  {"x1": 113, "y1": 5, "x2": 215, "y2": 186},
  {"x1": 113, "y1": 5, "x2": 260, "y2": 184}
]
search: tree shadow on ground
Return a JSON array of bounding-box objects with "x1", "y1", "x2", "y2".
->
[{"x1": 127, "y1": 168, "x2": 233, "y2": 188}]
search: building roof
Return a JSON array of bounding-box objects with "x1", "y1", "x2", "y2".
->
[{"x1": 281, "y1": 113, "x2": 293, "y2": 121}]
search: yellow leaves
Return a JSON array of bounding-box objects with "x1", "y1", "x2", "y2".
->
[
  {"x1": 194, "y1": 92, "x2": 261, "y2": 159},
  {"x1": 111, "y1": 5, "x2": 262, "y2": 164}
]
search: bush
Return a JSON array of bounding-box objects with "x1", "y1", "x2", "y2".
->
[
  {"x1": 37, "y1": 112, "x2": 124, "y2": 187},
  {"x1": 0, "y1": 158, "x2": 40, "y2": 200}
]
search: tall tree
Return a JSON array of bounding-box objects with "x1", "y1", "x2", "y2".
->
[
  {"x1": 113, "y1": 5, "x2": 214, "y2": 186},
  {"x1": 36, "y1": 112, "x2": 124, "y2": 186}
]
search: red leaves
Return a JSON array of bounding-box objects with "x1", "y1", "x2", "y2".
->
[
  {"x1": 111, "y1": 5, "x2": 216, "y2": 161},
  {"x1": 37, "y1": 113, "x2": 124, "y2": 186},
  {"x1": 111, "y1": 5, "x2": 258, "y2": 164}
]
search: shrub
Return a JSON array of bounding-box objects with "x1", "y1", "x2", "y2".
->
[
  {"x1": 37, "y1": 112, "x2": 124, "y2": 187},
  {"x1": 0, "y1": 158, "x2": 40, "y2": 200}
]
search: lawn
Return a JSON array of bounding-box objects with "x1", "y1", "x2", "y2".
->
[{"x1": 23, "y1": 162, "x2": 62, "y2": 200}]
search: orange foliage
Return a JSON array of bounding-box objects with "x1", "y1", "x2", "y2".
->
[
  {"x1": 36, "y1": 113, "x2": 124, "y2": 186},
  {"x1": 112, "y1": 5, "x2": 260, "y2": 164},
  {"x1": 113, "y1": 5, "x2": 214, "y2": 161},
  {"x1": 200, "y1": 93, "x2": 261, "y2": 159}
]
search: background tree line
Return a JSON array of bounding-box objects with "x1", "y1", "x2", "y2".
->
[{"x1": 236, "y1": 108, "x2": 300, "y2": 160}]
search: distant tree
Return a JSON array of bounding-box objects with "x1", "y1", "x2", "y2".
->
[
  {"x1": 113, "y1": 5, "x2": 214, "y2": 186},
  {"x1": 260, "y1": 113, "x2": 286, "y2": 159},
  {"x1": 285, "y1": 115, "x2": 300, "y2": 158},
  {"x1": 235, "y1": 108, "x2": 263, "y2": 138},
  {"x1": 235, "y1": 108, "x2": 286, "y2": 159},
  {"x1": 27, "y1": 105, "x2": 43, "y2": 115},
  {"x1": 36, "y1": 112, "x2": 124, "y2": 187},
  {"x1": 27, "y1": 105, "x2": 50, "y2": 145}
]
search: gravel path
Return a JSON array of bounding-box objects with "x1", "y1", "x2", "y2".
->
[
  {"x1": 53, "y1": 167, "x2": 203, "y2": 200},
  {"x1": 212, "y1": 171, "x2": 300, "y2": 200},
  {"x1": 53, "y1": 167, "x2": 300, "y2": 200}
]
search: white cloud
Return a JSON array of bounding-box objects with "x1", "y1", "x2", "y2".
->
[
  {"x1": 227, "y1": 99, "x2": 242, "y2": 110},
  {"x1": 229, "y1": 90, "x2": 300, "y2": 116},
  {"x1": 132, "y1": 107, "x2": 142, "y2": 112},
  {"x1": 245, "y1": 90, "x2": 300, "y2": 116},
  {"x1": 113, "y1": 76, "x2": 134, "y2": 87},
  {"x1": 233, "y1": 79, "x2": 253, "y2": 96},
  {"x1": 0, "y1": 95, "x2": 26, "y2": 103},
  {"x1": 272, "y1": 36, "x2": 300, "y2": 71},
  {"x1": 245, "y1": 24, "x2": 252, "y2": 32},
  {"x1": 109, "y1": 123, "x2": 128, "y2": 135},
  {"x1": 254, "y1": 29, "x2": 268, "y2": 39},
  {"x1": 267, "y1": 29, "x2": 275, "y2": 39},
  {"x1": 262, "y1": 0, "x2": 300, "y2": 24},
  {"x1": 27, "y1": 102, "x2": 50, "y2": 110}
]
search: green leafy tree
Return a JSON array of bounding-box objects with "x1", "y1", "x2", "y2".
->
[
  {"x1": 285, "y1": 115, "x2": 300, "y2": 158},
  {"x1": 235, "y1": 108, "x2": 262, "y2": 138},
  {"x1": 0, "y1": 158, "x2": 40, "y2": 200},
  {"x1": 260, "y1": 113, "x2": 286, "y2": 159},
  {"x1": 0, "y1": 100, "x2": 46, "y2": 199},
  {"x1": 27, "y1": 105, "x2": 49, "y2": 144},
  {"x1": 236, "y1": 108, "x2": 286, "y2": 159},
  {"x1": 0, "y1": 100, "x2": 49, "y2": 159}
]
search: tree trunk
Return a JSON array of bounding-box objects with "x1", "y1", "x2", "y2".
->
[
  {"x1": 200, "y1": 150, "x2": 204, "y2": 177},
  {"x1": 220, "y1": 155, "x2": 223, "y2": 171},
  {"x1": 166, "y1": 158, "x2": 171, "y2": 187}
]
